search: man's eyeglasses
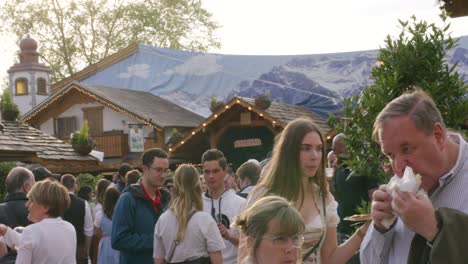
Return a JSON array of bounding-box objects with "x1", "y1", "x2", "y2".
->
[
  {"x1": 149, "y1": 166, "x2": 170, "y2": 174},
  {"x1": 203, "y1": 168, "x2": 221, "y2": 175},
  {"x1": 262, "y1": 234, "x2": 305, "y2": 248}
]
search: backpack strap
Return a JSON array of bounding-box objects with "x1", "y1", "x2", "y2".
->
[{"x1": 167, "y1": 210, "x2": 198, "y2": 263}]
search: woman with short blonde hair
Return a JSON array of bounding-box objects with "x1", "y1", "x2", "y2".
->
[{"x1": 0, "y1": 179, "x2": 76, "y2": 263}]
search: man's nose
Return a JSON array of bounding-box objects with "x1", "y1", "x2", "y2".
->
[{"x1": 392, "y1": 156, "x2": 406, "y2": 177}]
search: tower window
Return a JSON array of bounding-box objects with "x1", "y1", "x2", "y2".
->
[
  {"x1": 37, "y1": 78, "x2": 47, "y2": 95},
  {"x1": 15, "y1": 78, "x2": 28, "y2": 95}
]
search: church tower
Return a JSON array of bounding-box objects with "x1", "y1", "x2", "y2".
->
[{"x1": 7, "y1": 35, "x2": 51, "y2": 115}]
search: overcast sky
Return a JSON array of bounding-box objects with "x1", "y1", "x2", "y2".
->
[{"x1": 1, "y1": 0, "x2": 467, "y2": 84}]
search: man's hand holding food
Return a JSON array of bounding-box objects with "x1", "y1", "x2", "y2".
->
[{"x1": 370, "y1": 166, "x2": 439, "y2": 241}]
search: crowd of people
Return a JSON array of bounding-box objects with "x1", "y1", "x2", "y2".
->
[{"x1": 0, "y1": 88, "x2": 466, "y2": 264}]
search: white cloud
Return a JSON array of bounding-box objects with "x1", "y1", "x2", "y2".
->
[
  {"x1": 118, "y1": 64, "x2": 151, "y2": 79},
  {"x1": 164, "y1": 54, "x2": 223, "y2": 76}
]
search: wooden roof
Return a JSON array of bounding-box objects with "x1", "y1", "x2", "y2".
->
[
  {"x1": 52, "y1": 43, "x2": 139, "y2": 93},
  {"x1": 169, "y1": 96, "x2": 332, "y2": 153},
  {"x1": 0, "y1": 121, "x2": 98, "y2": 166},
  {"x1": 23, "y1": 82, "x2": 204, "y2": 129},
  {"x1": 241, "y1": 97, "x2": 331, "y2": 134}
]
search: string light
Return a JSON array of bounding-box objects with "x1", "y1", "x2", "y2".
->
[{"x1": 171, "y1": 96, "x2": 285, "y2": 153}]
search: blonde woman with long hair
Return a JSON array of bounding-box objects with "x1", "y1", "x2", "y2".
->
[{"x1": 153, "y1": 164, "x2": 225, "y2": 264}]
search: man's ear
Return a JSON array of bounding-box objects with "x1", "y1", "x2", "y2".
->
[
  {"x1": 22, "y1": 182, "x2": 29, "y2": 193},
  {"x1": 432, "y1": 122, "x2": 446, "y2": 149}
]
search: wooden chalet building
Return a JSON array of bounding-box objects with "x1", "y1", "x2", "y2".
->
[
  {"x1": 169, "y1": 96, "x2": 334, "y2": 168},
  {"x1": 22, "y1": 81, "x2": 204, "y2": 170}
]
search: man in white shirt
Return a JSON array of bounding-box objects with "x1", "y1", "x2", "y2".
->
[
  {"x1": 61, "y1": 174, "x2": 94, "y2": 264},
  {"x1": 360, "y1": 89, "x2": 468, "y2": 264},
  {"x1": 201, "y1": 149, "x2": 245, "y2": 264}
]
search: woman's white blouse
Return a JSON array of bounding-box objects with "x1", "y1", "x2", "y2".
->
[{"x1": 5, "y1": 217, "x2": 77, "y2": 264}]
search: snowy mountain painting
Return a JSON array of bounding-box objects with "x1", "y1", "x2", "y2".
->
[{"x1": 83, "y1": 36, "x2": 468, "y2": 119}]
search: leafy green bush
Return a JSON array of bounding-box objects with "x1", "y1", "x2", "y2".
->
[
  {"x1": 76, "y1": 173, "x2": 98, "y2": 191},
  {"x1": 0, "y1": 88, "x2": 18, "y2": 112},
  {"x1": 0, "y1": 162, "x2": 17, "y2": 202},
  {"x1": 331, "y1": 14, "x2": 468, "y2": 184}
]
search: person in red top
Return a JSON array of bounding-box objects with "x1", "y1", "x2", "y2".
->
[{"x1": 111, "y1": 148, "x2": 171, "y2": 264}]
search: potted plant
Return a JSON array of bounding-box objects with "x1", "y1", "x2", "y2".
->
[
  {"x1": 70, "y1": 120, "x2": 96, "y2": 155},
  {"x1": 254, "y1": 91, "x2": 271, "y2": 110},
  {"x1": 0, "y1": 88, "x2": 20, "y2": 121},
  {"x1": 167, "y1": 128, "x2": 183, "y2": 146},
  {"x1": 210, "y1": 97, "x2": 224, "y2": 113}
]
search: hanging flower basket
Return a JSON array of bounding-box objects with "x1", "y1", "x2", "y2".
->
[
  {"x1": 254, "y1": 98, "x2": 271, "y2": 110},
  {"x1": 210, "y1": 101, "x2": 224, "y2": 113},
  {"x1": 254, "y1": 92, "x2": 272, "y2": 110},
  {"x1": 72, "y1": 143, "x2": 93, "y2": 155},
  {"x1": 70, "y1": 121, "x2": 96, "y2": 155}
]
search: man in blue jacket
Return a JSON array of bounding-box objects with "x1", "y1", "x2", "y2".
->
[{"x1": 111, "y1": 148, "x2": 171, "y2": 264}]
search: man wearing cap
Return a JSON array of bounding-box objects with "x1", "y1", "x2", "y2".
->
[
  {"x1": 0, "y1": 167, "x2": 35, "y2": 263},
  {"x1": 31, "y1": 167, "x2": 61, "y2": 182}
]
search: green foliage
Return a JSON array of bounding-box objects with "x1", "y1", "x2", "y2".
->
[
  {"x1": 209, "y1": 97, "x2": 224, "y2": 112},
  {"x1": 1, "y1": 0, "x2": 220, "y2": 82},
  {"x1": 76, "y1": 173, "x2": 98, "y2": 191},
  {"x1": 255, "y1": 91, "x2": 272, "y2": 109},
  {"x1": 71, "y1": 120, "x2": 95, "y2": 147},
  {"x1": 0, "y1": 162, "x2": 16, "y2": 202},
  {"x1": 0, "y1": 88, "x2": 19, "y2": 113},
  {"x1": 256, "y1": 91, "x2": 271, "y2": 101},
  {"x1": 210, "y1": 97, "x2": 221, "y2": 108},
  {"x1": 332, "y1": 15, "x2": 468, "y2": 184},
  {"x1": 355, "y1": 200, "x2": 372, "y2": 215}
]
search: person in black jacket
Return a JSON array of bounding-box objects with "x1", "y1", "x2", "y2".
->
[
  {"x1": 0, "y1": 167, "x2": 35, "y2": 263},
  {"x1": 61, "y1": 174, "x2": 94, "y2": 264}
]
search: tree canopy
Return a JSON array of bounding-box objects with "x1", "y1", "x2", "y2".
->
[
  {"x1": 1, "y1": 0, "x2": 220, "y2": 82},
  {"x1": 332, "y1": 14, "x2": 468, "y2": 183}
]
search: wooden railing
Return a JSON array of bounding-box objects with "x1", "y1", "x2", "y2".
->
[{"x1": 94, "y1": 133, "x2": 129, "y2": 158}]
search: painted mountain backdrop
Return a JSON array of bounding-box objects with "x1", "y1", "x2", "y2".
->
[{"x1": 83, "y1": 36, "x2": 468, "y2": 119}]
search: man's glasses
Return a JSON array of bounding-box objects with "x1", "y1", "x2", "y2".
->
[
  {"x1": 203, "y1": 168, "x2": 221, "y2": 175},
  {"x1": 149, "y1": 166, "x2": 170, "y2": 174},
  {"x1": 262, "y1": 234, "x2": 305, "y2": 248}
]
